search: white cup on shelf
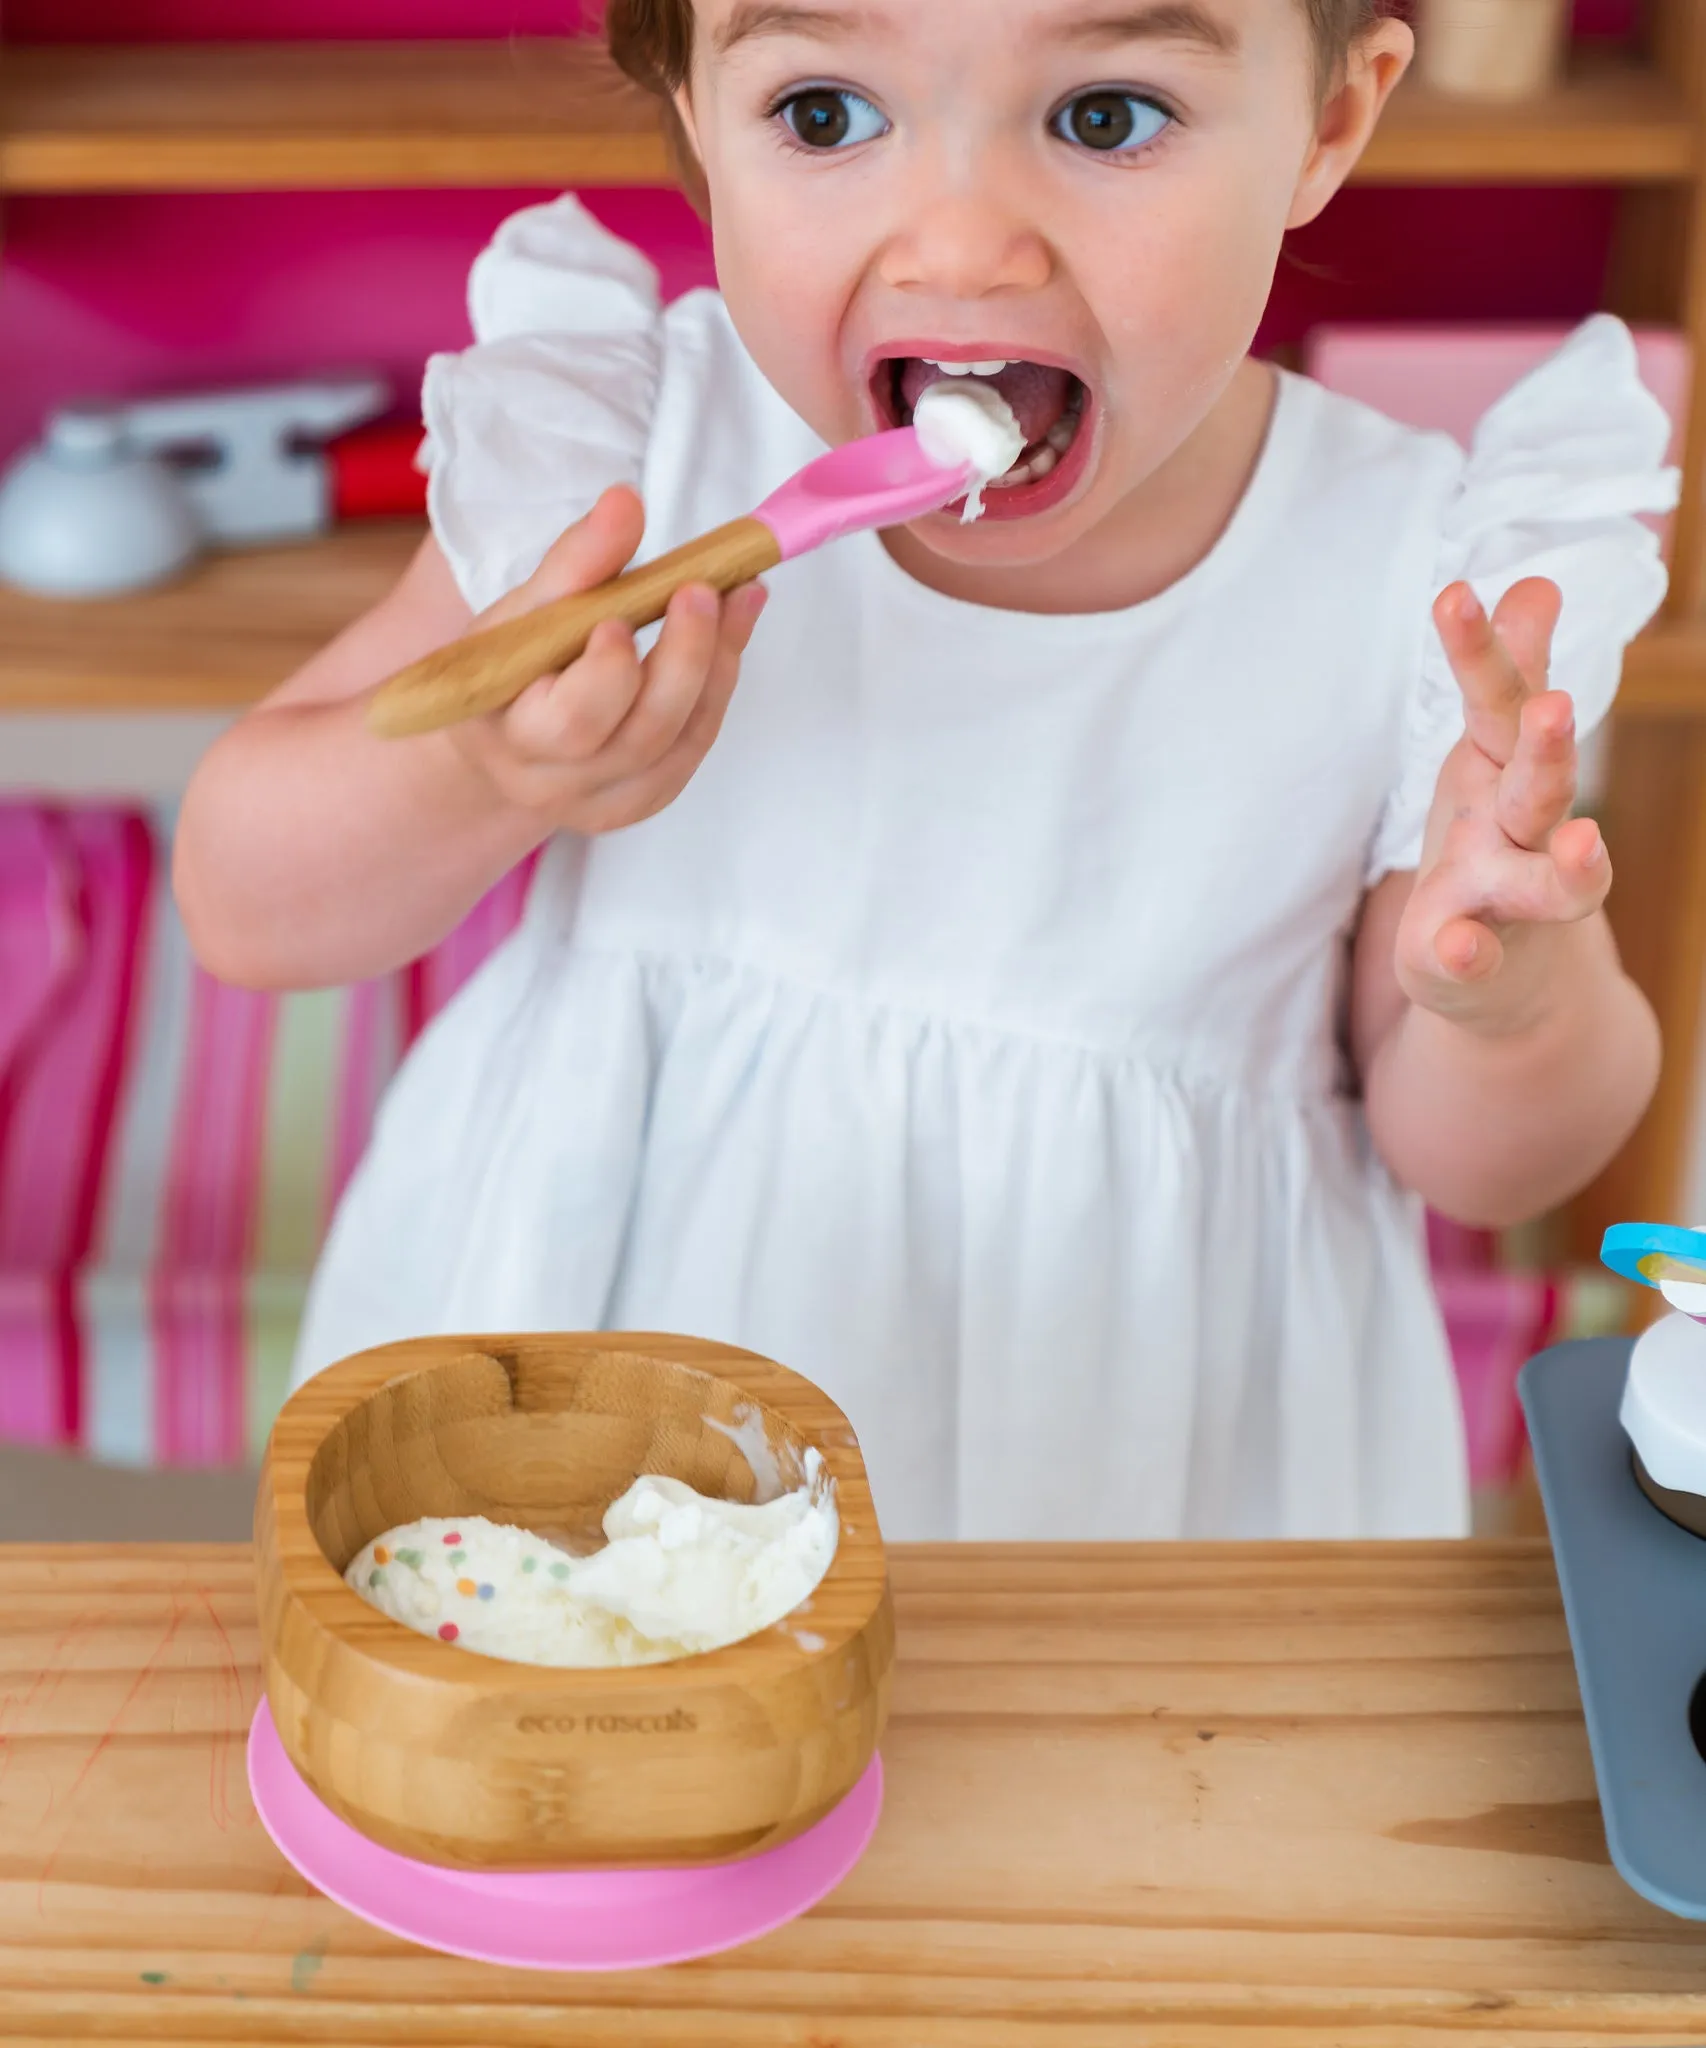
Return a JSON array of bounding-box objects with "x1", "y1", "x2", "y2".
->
[
  {"x1": 0, "y1": 408, "x2": 202, "y2": 599},
  {"x1": 1416, "y1": 0, "x2": 1572, "y2": 103}
]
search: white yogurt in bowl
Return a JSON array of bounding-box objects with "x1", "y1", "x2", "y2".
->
[{"x1": 346, "y1": 1458, "x2": 837, "y2": 1668}]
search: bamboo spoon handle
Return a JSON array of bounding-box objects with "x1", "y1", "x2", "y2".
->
[{"x1": 366, "y1": 517, "x2": 784, "y2": 738}]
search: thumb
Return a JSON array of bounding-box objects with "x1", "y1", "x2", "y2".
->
[{"x1": 476, "y1": 485, "x2": 647, "y2": 629}]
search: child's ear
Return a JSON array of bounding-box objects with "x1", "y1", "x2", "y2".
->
[{"x1": 1287, "y1": 19, "x2": 1414, "y2": 232}]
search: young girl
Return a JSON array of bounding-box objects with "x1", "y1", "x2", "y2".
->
[{"x1": 177, "y1": 0, "x2": 1674, "y2": 1541}]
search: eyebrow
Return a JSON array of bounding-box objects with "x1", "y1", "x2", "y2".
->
[
  {"x1": 712, "y1": 4, "x2": 871, "y2": 56},
  {"x1": 1059, "y1": 5, "x2": 1240, "y2": 56},
  {"x1": 711, "y1": 2, "x2": 1239, "y2": 60}
]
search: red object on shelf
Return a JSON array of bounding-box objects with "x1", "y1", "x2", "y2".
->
[{"x1": 327, "y1": 417, "x2": 427, "y2": 521}]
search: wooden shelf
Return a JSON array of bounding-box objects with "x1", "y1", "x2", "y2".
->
[
  {"x1": 0, "y1": 522, "x2": 422, "y2": 712},
  {"x1": 1358, "y1": 49, "x2": 1696, "y2": 185},
  {"x1": 0, "y1": 38, "x2": 1691, "y2": 195},
  {"x1": 0, "y1": 40, "x2": 668, "y2": 193}
]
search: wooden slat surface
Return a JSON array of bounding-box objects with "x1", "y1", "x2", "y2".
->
[
  {"x1": 0, "y1": 40, "x2": 669, "y2": 193},
  {"x1": 0, "y1": 41, "x2": 1691, "y2": 196},
  {"x1": 2, "y1": 1541, "x2": 1705, "y2": 2044}
]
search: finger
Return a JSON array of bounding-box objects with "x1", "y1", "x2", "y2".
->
[
  {"x1": 666, "y1": 582, "x2": 765, "y2": 755},
  {"x1": 1430, "y1": 913, "x2": 1506, "y2": 985},
  {"x1": 605, "y1": 579, "x2": 767, "y2": 776},
  {"x1": 503, "y1": 615, "x2": 646, "y2": 761},
  {"x1": 1550, "y1": 814, "x2": 1612, "y2": 913},
  {"x1": 590, "y1": 586, "x2": 767, "y2": 827},
  {"x1": 1490, "y1": 577, "x2": 1561, "y2": 692},
  {"x1": 1494, "y1": 690, "x2": 1578, "y2": 852},
  {"x1": 1411, "y1": 827, "x2": 1610, "y2": 944},
  {"x1": 728, "y1": 578, "x2": 770, "y2": 646},
  {"x1": 479, "y1": 485, "x2": 647, "y2": 628},
  {"x1": 1433, "y1": 577, "x2": 1561, "y2": 769},
  {"x1": 592, "y1": 580, "x2": 729, "y2": 776},
  {"x1": 1471, "y1": 840, "x2": 1607, "y2": 925}
]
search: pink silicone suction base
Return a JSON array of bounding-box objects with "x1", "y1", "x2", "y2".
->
[{"x1": 247, "y1": 1701, "x2": 883, "y2": 1971}]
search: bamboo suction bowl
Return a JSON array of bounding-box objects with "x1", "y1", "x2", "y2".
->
[{"x1": 253, "y1": 1333, "x2": 894, "y2": 1872}]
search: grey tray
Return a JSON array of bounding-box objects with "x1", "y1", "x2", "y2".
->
[{"x1": 1520, "y1": 1336, "x2": 1706, "y2": 1920}]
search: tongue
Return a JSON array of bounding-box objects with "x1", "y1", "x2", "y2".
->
[{"x1": 898, "y1": 359, "x2": 1075, "y2": 450}]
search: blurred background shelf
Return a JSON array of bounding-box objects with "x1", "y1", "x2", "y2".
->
[
  {"x1": 0, "y1": 40, "x2": 667, "y2": 192},
  {"x1": 1359, "y1": 48, "x2": 1695, "y2": 184},
  {"x1": 0, "y1": 522, "x2": 421, "y2": 711},
  {"x1": 1621, "y1": 619, "x2": 1706, "y2": 718},
  {"x1": 0, "y1": 39, "x2": 1690, "y2": 195}
]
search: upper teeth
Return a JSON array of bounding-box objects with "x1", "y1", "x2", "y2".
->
[{"x1": 923, "y1": 358, "x2": 1010, "y2": 376}]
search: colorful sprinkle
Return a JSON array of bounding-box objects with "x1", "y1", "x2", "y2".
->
[
  {"x1": 443, "y1": 1533, "x2": 461, "y2": 1546},
  {"x1": 457, "y1": 1578, "x2": 477, "y2": 1597},
  {"x1": 449, "y1": 1551, "x2": 467, "y2": 1567},
  {"x1": 368, "y1": 1568, "x2": 385, "y2": 1589},
  {"x1": 478, "y1": 1583, "x2": 496, "y2": 1601},
  {"x1": 522, "y1": 1556, "x2": 537, "y2": 1574},
  {"x1": 549, "y1": 1561, "x2": 571, "y2": 1581},
  {"x1": 373, "y1": 1545, "x2": 391, "y2": 1566},
  {"x1": 398, "y1": 1549, "x2": 422, "y2": 1569},
  {"x1": 438, "y1": 1622, "x2": 459, "y2": 1642}
]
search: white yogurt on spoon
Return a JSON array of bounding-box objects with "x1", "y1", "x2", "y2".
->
[{"x1": 911, "y1": 380, "x2": 1026, "y2": 523}]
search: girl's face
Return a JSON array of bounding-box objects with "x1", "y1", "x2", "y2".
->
[{"x1": 679, "y1": 0, "x2": 1408, "y2": 579}]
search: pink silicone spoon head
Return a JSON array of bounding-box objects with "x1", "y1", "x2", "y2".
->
[{"x1": 751, "y1": 428, "x2": 975, "y2": 560}]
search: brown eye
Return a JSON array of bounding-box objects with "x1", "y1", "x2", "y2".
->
[
  {"x1": 780, "y1": 88, "x2": 887, "y2": 150},
  {"x1": 1054, "y1": 91, "x2": 1170, "y2": 154}
]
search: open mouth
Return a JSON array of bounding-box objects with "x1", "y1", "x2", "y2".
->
[{"x1": 871, "y1": 353, "x2": 1093, "y2": 520}]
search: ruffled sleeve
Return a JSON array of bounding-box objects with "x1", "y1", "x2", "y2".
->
[
  {"x1": 419, "y1": 196, "x2": 664, "y2": 614},
  {"x1": 1365, "y1": 314, "x2": 1679, "y2": 883}
]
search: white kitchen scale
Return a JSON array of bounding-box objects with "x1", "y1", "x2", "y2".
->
[{"x1": 1521, "y1": 1222, "x2": 1706, "y2": 1920}]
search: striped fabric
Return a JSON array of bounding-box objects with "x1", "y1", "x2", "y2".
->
[
  {"x1": 0, "y1": 799, "x2": 1621, "y2": 1481},
  {"x1": 1426, "y1": 1214, "x2": 1632, "y2": 1491},
  {"x1": 0, "y1": 799, "x2": 533, "y2": 1467}
]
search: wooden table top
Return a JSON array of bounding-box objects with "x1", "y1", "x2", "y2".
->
[{"x1": 3, "y1": 1540, "x2": 1705, "y2": 2046}]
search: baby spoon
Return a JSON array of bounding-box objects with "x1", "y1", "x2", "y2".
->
[{"x1": 365, "y1": 427, "x2": 978, "y2": 738}]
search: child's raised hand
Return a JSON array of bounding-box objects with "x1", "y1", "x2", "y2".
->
[
  {"x1": 442, "y1": 484, "x2": 767, "y2": 833},
  {"x1": 1393, "y1": 578, "x2": 1610, "y2": 1032}
]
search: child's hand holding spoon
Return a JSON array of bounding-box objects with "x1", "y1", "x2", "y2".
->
[
  {"x1": 365, "y1": 390, "x2": 1012, "y2": 749},
  {"x1": 431, "y1": 483, "x2": 768, "y2": 837}
]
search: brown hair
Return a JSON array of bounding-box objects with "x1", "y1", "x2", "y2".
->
[
  {"x1": 605, "y1": 0, "x2": 703, "y2": 204},
  {"x1": 1301, "y1": 1, "x2": 1393, "y2": 84}
]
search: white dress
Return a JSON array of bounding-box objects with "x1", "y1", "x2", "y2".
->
[{"x1": 294, "y1": 197, "x2": 1677, "y2": 1542}]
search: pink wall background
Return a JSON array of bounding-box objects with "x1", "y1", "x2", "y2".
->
[
  {"x1": 0, "y1": 0, "x2": 1647, "y2": 465},
  {"x1": 3, "y1": 0, "x2": 590, "y2": 36}
]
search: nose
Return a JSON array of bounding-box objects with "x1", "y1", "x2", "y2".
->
[{"x1": 877, "y1": 186, "x2": 1053, "y2": 301}]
